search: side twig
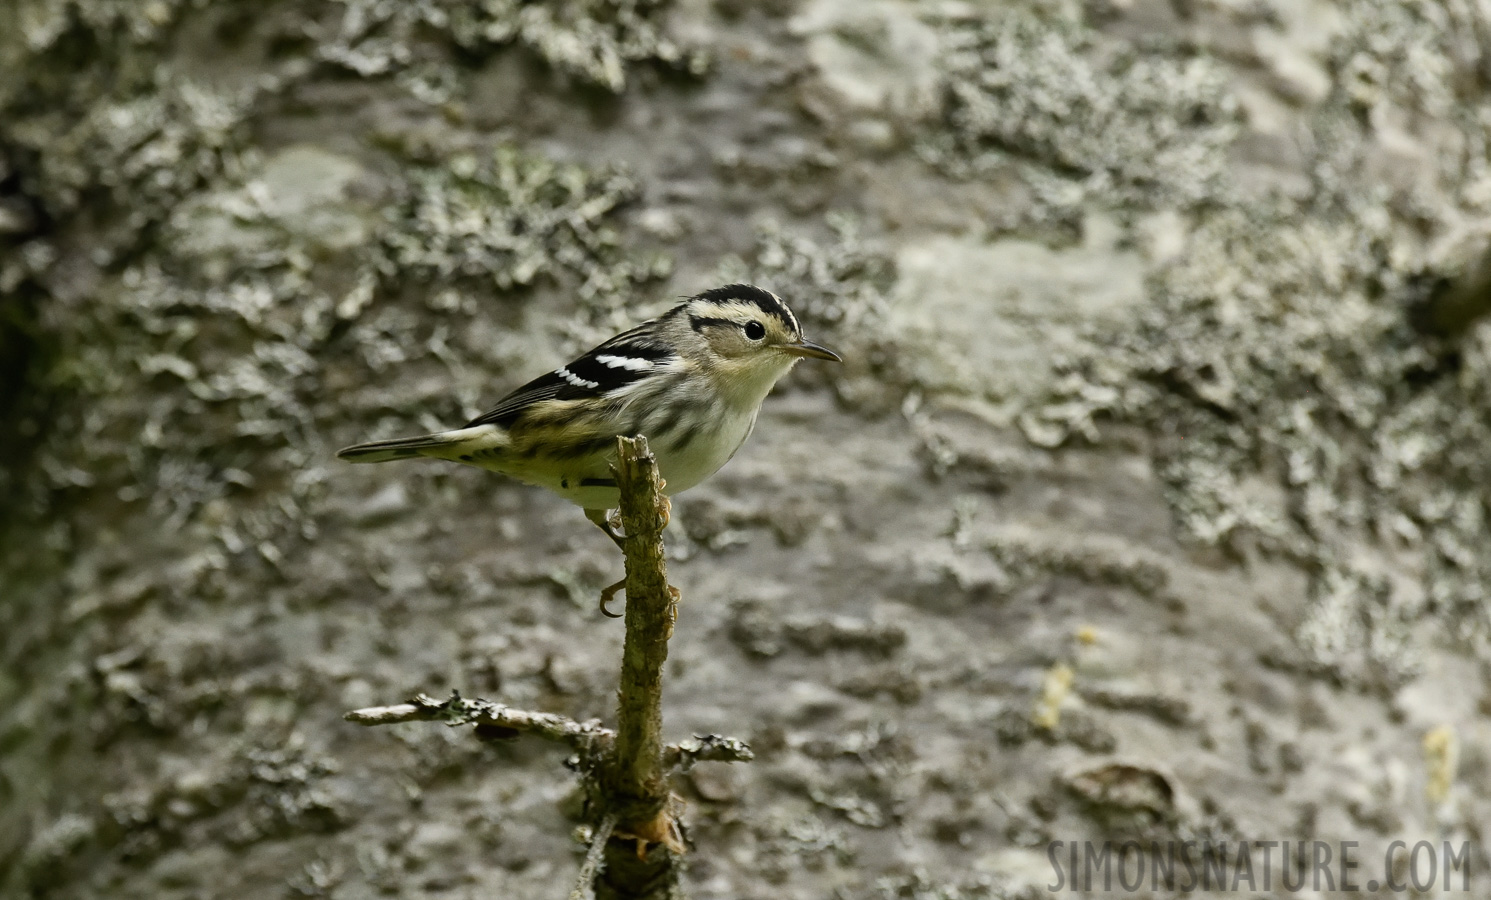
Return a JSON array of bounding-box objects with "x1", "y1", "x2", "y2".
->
[
  {"x1": 344, "y1": 691, "x2": 753, "y2": 768},
  {"x1": 569, "y1": 812, "x2": 619, "y2": 900},
  {"x1": 346, "y1": 692, "x2": 604, "y2": 746}
]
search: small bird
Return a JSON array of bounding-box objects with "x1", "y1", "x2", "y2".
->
[{"x1": 337, "y1": 284, "x2": 841, "y2": 547}]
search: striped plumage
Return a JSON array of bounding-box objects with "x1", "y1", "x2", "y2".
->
[{"x1": 337, "y1": 284, "x2": 840, "y2": 541}]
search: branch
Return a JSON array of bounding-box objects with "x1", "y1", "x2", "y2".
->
[
  {"x1": 345, "y1": 692, "x2": 751, "y2": 770},
  {"x1": 662, "y1": 734, "x2": 754, "y2": 771},
  {"x1": 345, "y1": 691, "x2": 606, "y2": 748}
]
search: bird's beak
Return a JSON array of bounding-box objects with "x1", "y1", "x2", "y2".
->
[{"x1": 781, "y1": 340, "x2": 842, "y2": 362}]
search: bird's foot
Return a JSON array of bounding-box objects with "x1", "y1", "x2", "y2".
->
[
  {"x1": 596, "y1": 581, "x2": 679, "y2": 625},
  {"x1": 585, "y1": 507, "x2": 626, "y2": 550},
  {"x1": 599, "y1": 578, "x2": 626, "y2": 618}
]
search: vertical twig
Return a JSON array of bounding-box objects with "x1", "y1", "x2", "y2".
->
[
  {"x1": 611, "y1": 434, "x2": 672, "y2": 812},
  {"x1": 596, "y1": 435, "x2": 682, "y2": 899}
]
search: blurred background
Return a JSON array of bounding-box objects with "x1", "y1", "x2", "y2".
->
[{"x1": 2, "y1": 0, "x2": 1490, "y2": 897}]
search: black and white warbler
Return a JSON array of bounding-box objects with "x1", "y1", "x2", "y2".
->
[{"x1": 337, "y1": 284, "x2": 841, "y2": 545}]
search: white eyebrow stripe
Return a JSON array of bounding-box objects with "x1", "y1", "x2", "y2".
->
[
  {"x1": 595, "y1": 354, "x2": 653, "y2": 371},
  {"x1": 556, "y1": 366, "x2": 599, "y2": 389}
]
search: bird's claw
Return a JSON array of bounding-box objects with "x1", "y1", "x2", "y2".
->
[
  {"x1": 585, "y1": 507, "x2": 627, "y2": 549},
  {"x1": 597, "y1": 581, "x2": 680, "y2": 625},
  {"x1": 588, "y1": 500, "x2": 676, "y2": 621},
  {"x1": 599, "y1": 578, "x2": 626, "y2": 618}
]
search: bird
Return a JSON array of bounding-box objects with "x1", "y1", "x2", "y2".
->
[{"x1": 337, "y1": 283, "x2": 841, "y2": 550}]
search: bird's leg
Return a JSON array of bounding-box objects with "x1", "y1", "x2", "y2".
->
[
  {"x1": 584, "y1": 507, "x2": 626, "y2": 549},
  {"x1": 587, "y1": 507, "x2": 626, "y2": 617},
  {"x1": 590, "y1": 493, "x2": 671, "y2": 619}
]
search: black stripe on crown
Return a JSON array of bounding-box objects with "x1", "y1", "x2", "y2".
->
[{"x1": 695, "y1": 283, "x2": 799, "y2": 336}]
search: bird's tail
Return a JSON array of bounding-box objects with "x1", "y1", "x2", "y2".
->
[{"x1": 336, "y1": 426, "x2": 495, "y2": 464}]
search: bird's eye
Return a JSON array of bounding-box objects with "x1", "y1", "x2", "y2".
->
[{"x1": 744, "y1": 321, "x2": 766, "y2": 340}]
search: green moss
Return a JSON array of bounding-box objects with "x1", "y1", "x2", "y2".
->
[
  {"x1": 922, "y1": 8, "x2": 1239, "y2": 218},
  {"x1": 2, "y1": 1, "x2": 243, "y2": 224},
  {"x1": 1021, "y1": 0, "x2": 1491, "y2": 682},
  {"x1": 319, "y1": 0, "x2": 709, "y2": 93},
  {"x1": 381, "y1": 146, "x2": 668, "y2": 297}
]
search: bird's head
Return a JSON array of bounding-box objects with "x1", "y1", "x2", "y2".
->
[{"x1": 676, "y1": 284, "x2": 841, "y2": 393}]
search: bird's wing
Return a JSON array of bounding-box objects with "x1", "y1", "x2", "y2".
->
[
  {"x1": 465, "y1": 325, "x2": 679, "y2": 428},
  {"x1": 464, "y1": 371, "x2": 569, "y2": 428}
]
